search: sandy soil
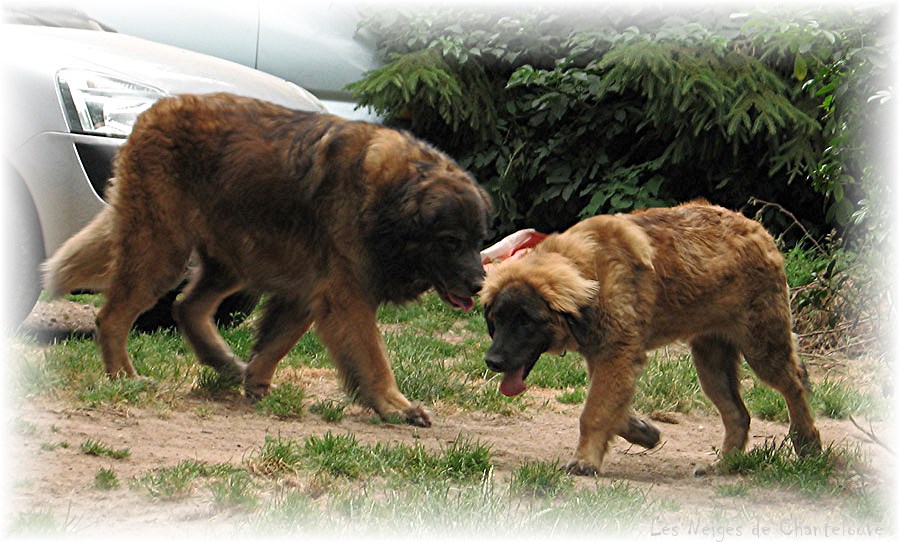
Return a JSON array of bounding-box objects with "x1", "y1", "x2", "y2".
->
[{"x1": 6, "y1": 300, "x2": 896, "y2": 538}]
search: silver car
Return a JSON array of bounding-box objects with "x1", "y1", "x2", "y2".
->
[
  {"x1": 2, "y1": 9, "x2": 327, "y2": 328},
  {"x1": 16, "y1": 0, "x2": 382, "y2": 122}
]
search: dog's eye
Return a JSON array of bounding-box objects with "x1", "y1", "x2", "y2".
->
[
  {"x1": 486, "y1": 317, "x2": 495, "y2": 337},
  {"x1": 516, "y1": 311, "x2": 546, "y2": 327}
]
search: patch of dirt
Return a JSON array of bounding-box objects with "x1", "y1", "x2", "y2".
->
[{"x1": 7, "y1": 301, "x2": 896, "y2": 537}]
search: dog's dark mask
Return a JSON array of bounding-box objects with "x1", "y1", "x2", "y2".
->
[
  {"x1": 410, "y1": 172, "x2": 491, "y2": 311},
  {"x1": 368, "y1": 168, "x2": 492, "y2": 309},
  {"x1": 483, "y1": 283, "x2": 556, "y2": 397}
]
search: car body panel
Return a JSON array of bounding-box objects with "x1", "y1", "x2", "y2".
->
[
  {"x1": 3, "y1": 22, "x2": 325, "y2": 289},
  {"x1": 49, "y1": 0, "x2": 381, "y2": 121}
]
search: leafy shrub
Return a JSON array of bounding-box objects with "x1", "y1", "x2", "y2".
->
[{"x1": 350, "y1": 6, "x2": 891, "y2": 242}]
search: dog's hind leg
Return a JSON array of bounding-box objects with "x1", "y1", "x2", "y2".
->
[
  {"x1": 740, "y1": 323, "x2": 821, "y2": 457},
  {"x1": 691, "y1": 335, "x2": 751, "y2": 455},
  {"x1": 243, "y1": 295, "x2": 313, "y2": 400},
  {"x1": 96, "y1": 230, "x2": 192, "y2": 379},
  {"x1": 174, "y1": 252, "x2": 247, "y2": 385}
]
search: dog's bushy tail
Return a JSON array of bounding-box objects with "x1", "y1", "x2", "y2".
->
[{"x1": 41, "y1": 206, "x2": 116, "y2": 297}]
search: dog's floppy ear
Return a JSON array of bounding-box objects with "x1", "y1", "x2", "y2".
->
[
  {"x1": 564, "y1": 304, "x2": 600, "y2": 347},
  {"x1": 527, "y1": 253, "x2": 599, "y2": 348},
  {"x1": 531, "y1": 253, "x2": 599, "y2": 316}
]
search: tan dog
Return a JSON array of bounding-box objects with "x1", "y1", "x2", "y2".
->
[
  {"x1": 480, "y1": 201, "x2": 821, "y2": 475},
  {"x1": 43, "y1": 93, "x2": 492, "y2": 426}
]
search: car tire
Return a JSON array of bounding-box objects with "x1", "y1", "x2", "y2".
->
[
  {"x1": 133, "y1": 284, "x2": 260, "y2": 333},
  {"x1": 3, "y1": 173, "x2": 44, "y2": 330}
]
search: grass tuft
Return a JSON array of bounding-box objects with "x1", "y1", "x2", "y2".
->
[
  {"x1": 556, "y1": 389, "x2": 586, "y2": 404},
  {"x1": 255, "y1": 384, "x2": 306, "y2": 418},
  {"x1": 510, "y1": 459, "x2": 574, "y2": 497},
  {"x1": 193, "y1": 366, "x2": 242, "y2": 396},
  {"x1": 94, "y1": 468, "x2": 120, "y2": 490},
  {"x1": 8, "y1": 508, "x2": 70, "y2": 537},
  {"x1": 716, "y1": 438, "x2": 856, "y2": 495},
  {"x1": 302, "y1": 432, "x2": 368, "y2": 479},
  {"x1": 131, "y1": 459, "x2": 243, "y2": 500},
  {"x1": 309, "y1": 399, "x2": 347, "y2": 422},
  {"x1": 80, "y1": 438, "x2": 130, "y2": 460},
  {"x1": 527, "y1": 353, "x2": 587, "y2": 389},
  {"x1": 248, "y1": 435, "x2": 305, "y2": 476},
  {"x1": 210, "y1": 471, "x2": 259, "y2": 509}
]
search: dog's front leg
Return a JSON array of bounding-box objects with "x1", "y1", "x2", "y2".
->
[
  {"x1": 313, "y1": 289, "x2": 431, "y2": 427},
  {"x1": 565, "y1": 352, "x2": 639, "y2": 476}
]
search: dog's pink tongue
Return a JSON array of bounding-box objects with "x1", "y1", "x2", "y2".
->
[
  {"x1": 499, "y1": 367, "x2": 527, "y2": 397},
  {"x1": 449, "y1": 294, "x2": 475, "y2": 313}
]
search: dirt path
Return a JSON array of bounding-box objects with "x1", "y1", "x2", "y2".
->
[{"x1": 7, "y1": 301, "x2": 895, "y2": 538}]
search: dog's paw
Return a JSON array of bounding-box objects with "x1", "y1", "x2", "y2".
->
[
  {"x1": 216, "y1": 364, "x2": 246, "y2": 389},
  {"x1": 693, "y1": 459, "x2": 732, "y2": 477},
  {"x1": 243, "y1": 383, "x2": 271, "y2": 402},
  {"x1": 403, "y1": 405, "x2": 432, "y2": 427},
  {"x1": 563, "y1": 459, "x2": 600, "y2": 477},
  {"x1": 622, "y1": 417, "x2": 661, "y2": 449}
]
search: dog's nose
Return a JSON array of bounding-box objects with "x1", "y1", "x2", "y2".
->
[
  {"x1": 485, "y1": 352, "x2": 505, "y2": 372},
  {"x1": 468, "y1": 274, "x2": 484, "y2": 294}
]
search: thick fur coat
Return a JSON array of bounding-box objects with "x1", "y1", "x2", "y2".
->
[
  {"x1": 481, "y1": 201, "x2": 821, "y2": 474},
  {"x1": 43, "y1": 93, "x2": 493, "y2": 426}
]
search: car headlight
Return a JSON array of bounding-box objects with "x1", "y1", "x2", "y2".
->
[{"x1": 57, "y1": 69, "x2": 167, "y2": 138}]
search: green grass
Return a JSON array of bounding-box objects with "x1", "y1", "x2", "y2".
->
[
  {"x1": 8, "y1": 508, "x2": 71, "y2": 537},
  {"x1": 248, "y1": 435, "x2": 305, "y2": 476},
  {"x1": 94, "y1": 468, "x2": 120, "y2": 490},
  {"x1": 78, "y1": 376, "x2": 158, "y2": 408},
  {"x1": 80, "y1": 438, "x2": 130, "y2": 460},
  {"x1": 528, "y1": 353, "x2": 588, "y2": 389},
  {"x1": 743, "y1": 372, "x2": 884, "y2": 422},
  {"x1": 210, "y1": 471, "x2": 259, "y2": 509},
  {"x1": 300, "y1": 432, "x2": 369, "y2": 478},
  {"x1": 131, "y1": 460, "x2": 244, "y2": 500},
  {"x1": 510, "y1": 459, "x2": 574, "y2": 497},
  {"x1": 60, "y1": 292, "x2": 105, "y2": 307},
  {"x1": 193, "y1": 365, "x2": 242, "y2": 396},
  {"x1": 811, "y1": 378, "x2": 884, "y2": 419},
  {"x1": 252, "y1": 475, "x2": 652, "y2": 536},
  {"x1": 716, "y1": 438, "x2": 858, "y2": 495},
  {"x1": 556, "y1": 389, "x2": 586, "y2": 404},
  {"x1": 309, "y1": 399, "x2": 347, "y2": 422},
  {"x1": 16, "y1": 293, "x2": 522, "y2": 415},
  {"x1": 634, "y1": 353, "x2": 709, "y2": 414},
  {"x1": 24, "y1": 290, "x2": 880, "y2": 422},
  {"x1": 255, "y1": 383, "x2": 306, "y2": 418},
  {"x1": 106, "y1": 429, "x2": 655, "y2": 536},
  {"x1": 10, "y1": 292, "x2": 889, "y2": 535},
  {"x1": 40, "y1": 441, "x2": 70, "y2": 452},
  {"x1": 297, "y1": 432, "x2": 493, "y2": 482}
]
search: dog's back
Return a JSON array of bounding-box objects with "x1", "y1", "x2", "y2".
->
[
  {"x1": 481, "y1": 201, "x2": 821, "y2": 475},
  {"x1": 563, "y1": 201, "x2": 789, "y2": 344}
]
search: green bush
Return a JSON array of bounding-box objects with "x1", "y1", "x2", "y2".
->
[{"x1": 350, "y1": 6, "x2": 891, "y2": 242}]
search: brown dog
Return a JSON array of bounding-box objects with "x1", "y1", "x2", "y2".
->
[
  {"x1": 480, "y1": 201, "x2": 821, "y2": 475},
  {"x1": 43, "y1": 93, "x2": 492, "y2": 426}
]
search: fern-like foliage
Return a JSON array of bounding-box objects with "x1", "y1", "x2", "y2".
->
[
  {"x1": 348, "y1": 5, "x2": 892, "y2": 241},
  {"x1": 348, "y1": 47, "x2": 503, "y2": 147}
]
